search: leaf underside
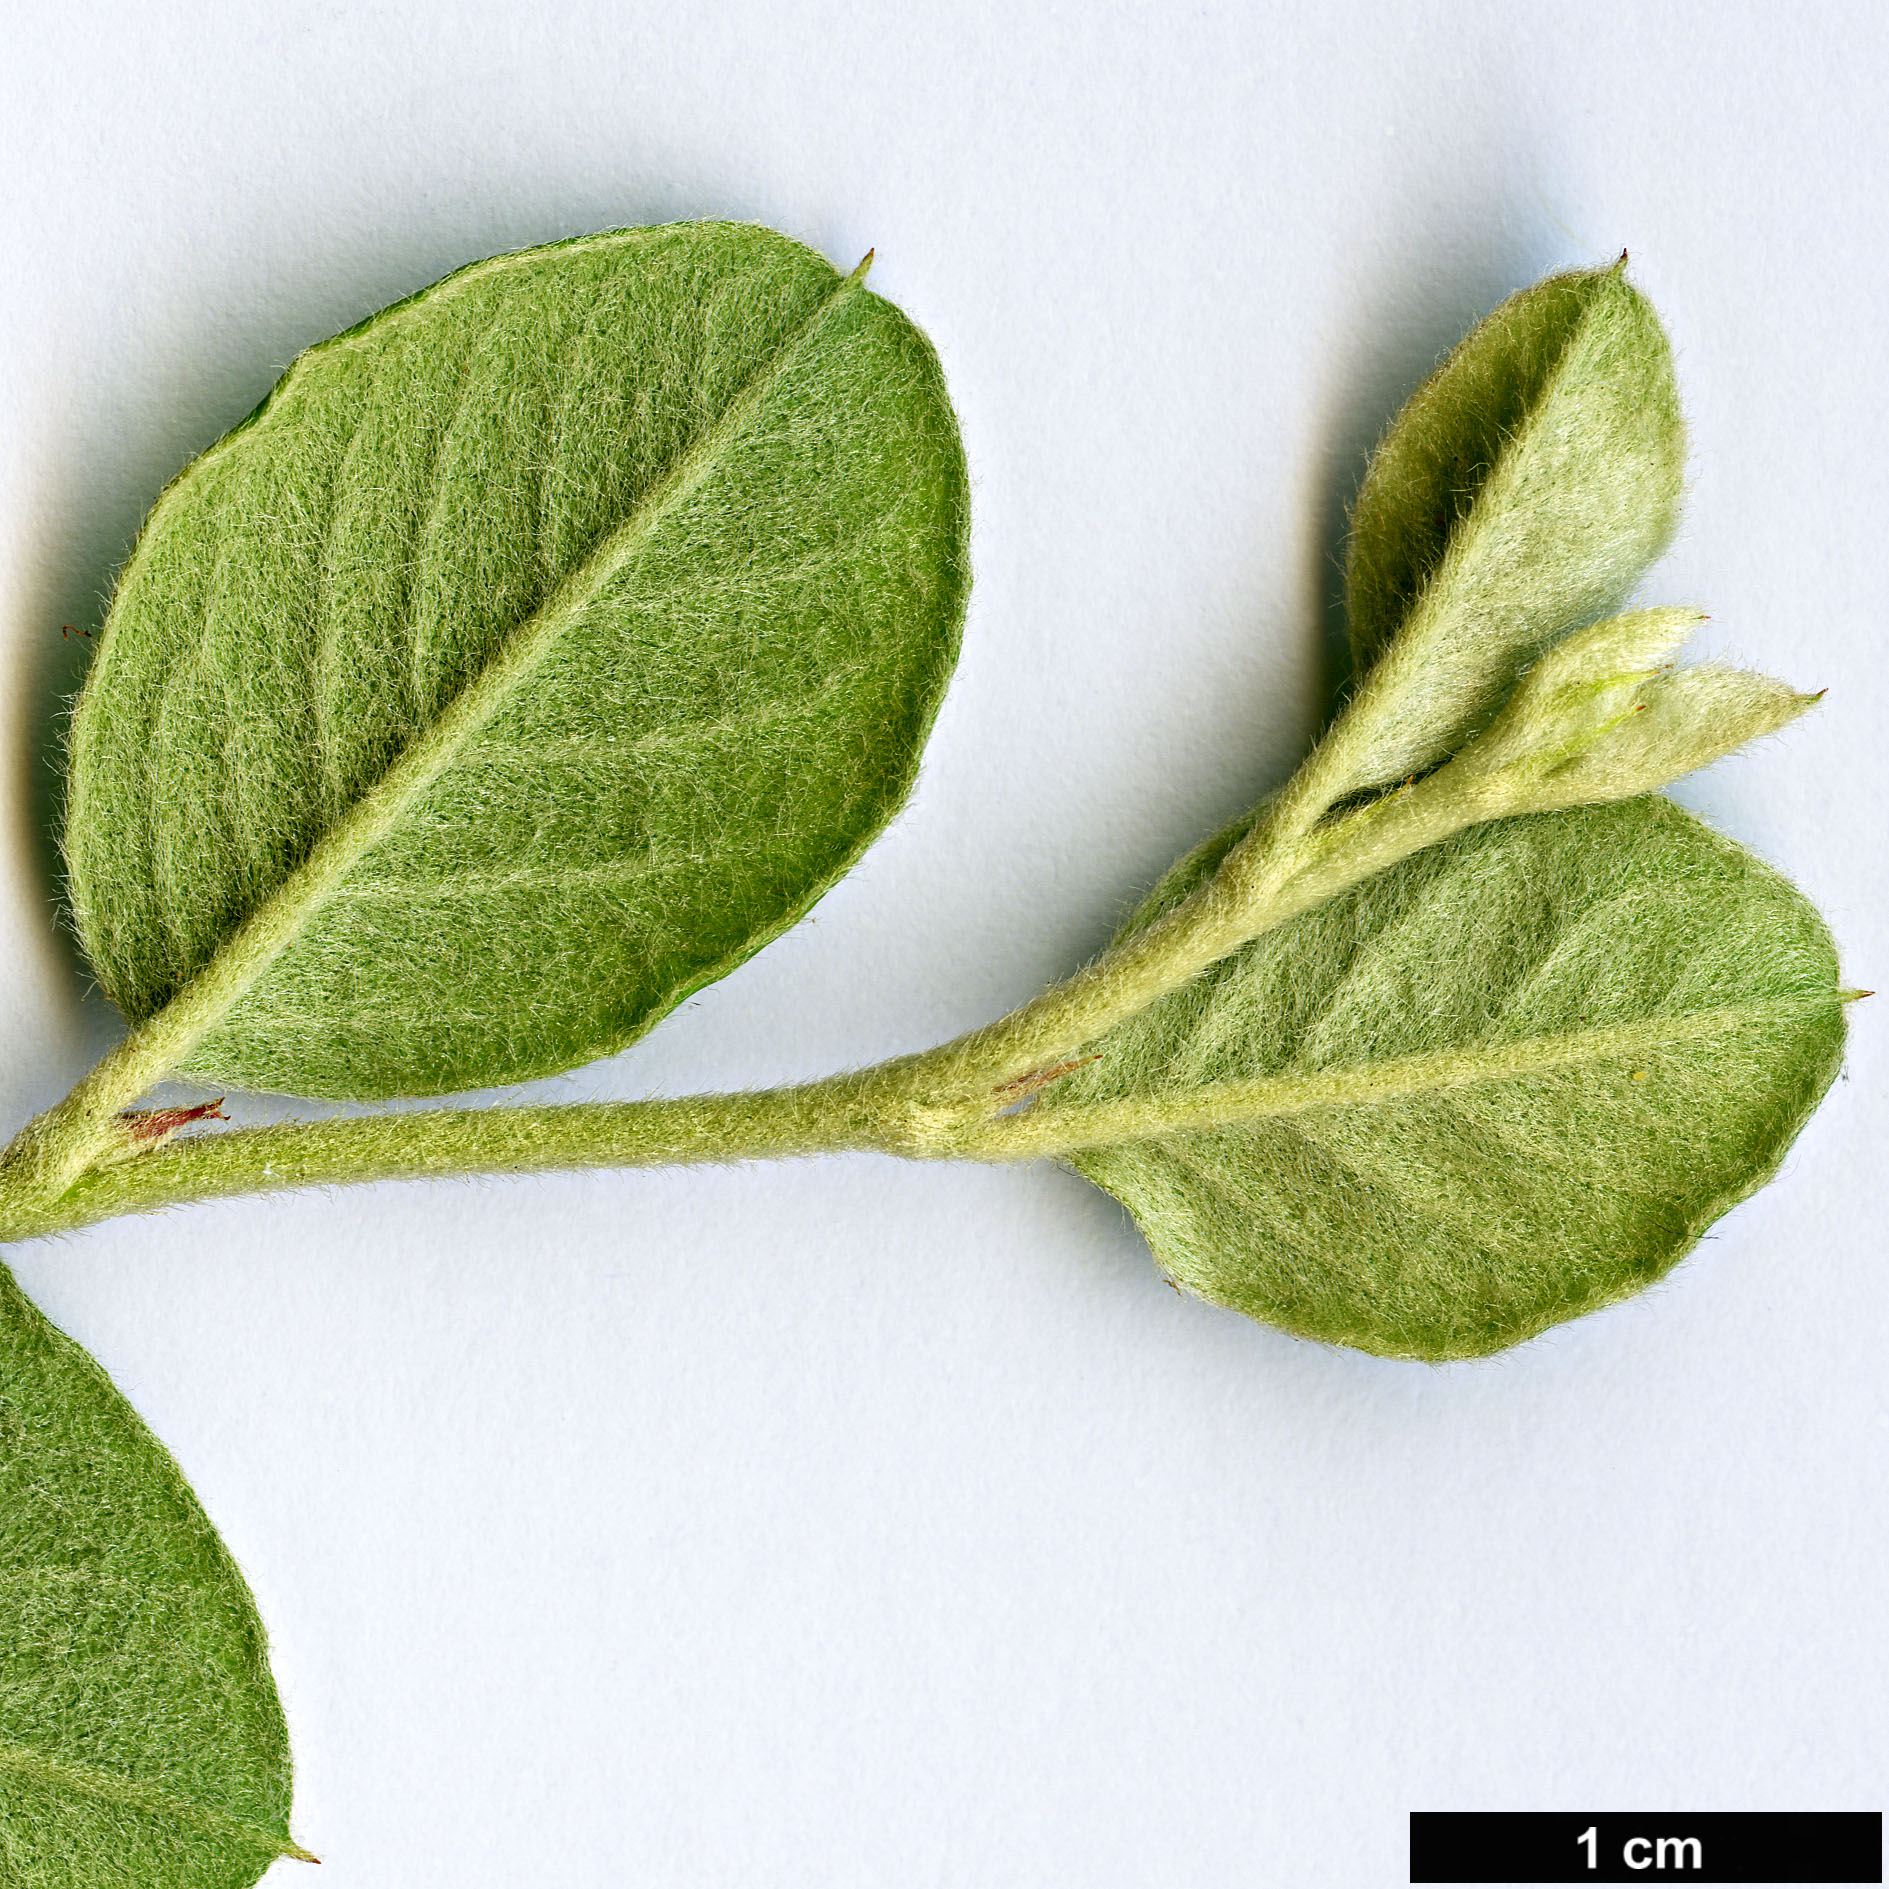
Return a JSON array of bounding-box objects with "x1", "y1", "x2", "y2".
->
[
  {"x1": 1065, "y1": 798, "x2": 1844, "y2": 1359},
  {"x1": 66, "y1": 221, "x2": 970, "y2": 1099},
  {"x1": 0, "y1": 1267, "x2": 297, "y2": 1885},
  {"x1": 1337, "y1": 266, "x2": 1686, "y2": 792}
]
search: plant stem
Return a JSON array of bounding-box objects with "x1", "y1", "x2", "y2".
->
[
  {"x1": 0, "y1": 697, "x2": 1655, "y2": 1249},
  {"x1": 0, "y1": 1077, "x2": 893, "y2": 1245},
  {"x1": 864, "y1": 767, "x2": 1465, "y2": 1108},
  {"x1": 4, "y1": 994, "x2": 1830, "y2": 1244}
]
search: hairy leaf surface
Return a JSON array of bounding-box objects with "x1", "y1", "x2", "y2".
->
[
  {"x1": 1336, "y1": 266, "x2": 1685, "y2": 794},
  {"x1": 66, "y1": 221, "x2": 969, "y2": 1099},
  {"x1": 0, "y1": 1267, "x2": 301, "y2": 1884},
  {"x1": 1062, "y1": 798, "x2": 1843, "y2": 1359}
]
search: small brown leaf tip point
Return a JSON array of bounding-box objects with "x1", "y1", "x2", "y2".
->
[{"x1": 119, "y1": 1096, "x2": 230, "y2": 1144}]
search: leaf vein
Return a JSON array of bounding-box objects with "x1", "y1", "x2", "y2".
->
[
  {"x1": 311, "y1": 358, "x2": 388, "y2": 817},
  {"x1": 406, "y1": 300, "x2": 512, "y2": 720}
]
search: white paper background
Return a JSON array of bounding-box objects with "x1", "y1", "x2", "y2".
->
[{"x1": 1, "y1": 3, "x2": 1883, "y2": 1883}]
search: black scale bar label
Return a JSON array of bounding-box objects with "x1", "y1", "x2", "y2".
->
[{"x1": 1411, "y1": 1812, "x2": 1882, "y2": 1884}]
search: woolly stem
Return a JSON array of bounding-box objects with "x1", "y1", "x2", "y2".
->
[
  {"x1": 0, "y1": 710, "x2": 1349, "y2": 1224},
  {"x1": 0, "y1": 650, "x2": 1820, "y2": 1245},
  {"x1": 861, "y1": 766, "x2": 1468, "y2": 1106},
  {"x1": 861, "y1": 621, "x2": 1808, "y2": 1111},
  {"x1": 0, "y1": 1079, "x2": 890, "y2": 1244},
  {"x1": 2, "y1": 995, "x2": 1832, "y2": 1245},
  {"x1": 0, "y1": 758, "x2": 1513, "y2": 1241}
]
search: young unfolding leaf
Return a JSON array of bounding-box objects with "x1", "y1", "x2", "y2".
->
[
  {"x1": 1257, "y1": 609, "x2": 1818, "y2": 919},
  {"x1": 0, "y1": 1265, "x2": 304, "y2": 1884},
  {"x1": 1497, "y1": 654, "x2": 1816, "y2": 812},
  {"x1": 1331, "y1": 263, "x2": 1685, "y2": 799},
  {"x1": 1452, "y1": 605, "x2": 1713, "y2": 779},
  {"x1": 1114, "y1": 606, "x2": 1816, "y2": 983},
  {"x1": 65, "y1": 222, "x2": 969, "y2": 1100},
  {"x1": 1057, "y1": 798, "x2": 1843, "y2": 1359}
]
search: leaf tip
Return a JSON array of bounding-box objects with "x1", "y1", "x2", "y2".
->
[
  {"x1": 846, "y1": 248, "x2": 876, "y2": 287},
  {"x1": 286, "y1": 1838, "x2": 322, "y2": 1863},
  {"x1": 1840, "y1": 988, "x2": 1873, "y2": 1004}
]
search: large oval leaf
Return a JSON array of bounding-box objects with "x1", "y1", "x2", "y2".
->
[
  {"x1": 1059, "y1": 798, "x2": 1844, "y2": 1359},
  {"x1": 66, "y1": 222, "x2": 969, "y2": 1099},
  {"x1": 0, "y1": 1265, "x2": 302, "y2": 1883},
  {"x1": 1337, "y1": 266, "x2": 1685, "y2": 794}
]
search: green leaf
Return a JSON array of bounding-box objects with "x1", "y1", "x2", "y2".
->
[
  {"x1": 0, "y1": 1265, "x2": 304, "y2": 1883},
  {"x1": 65, "y1": 222, "x2": 969, "y2": 1100},
  {"x1": 1335, "y1": 264, "x2": 1685, "y2": 795},
  {"x1": 1058, "y1": 797, "x2": 1844, "y2": 1359}
]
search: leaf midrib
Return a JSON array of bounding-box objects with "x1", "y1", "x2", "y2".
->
[
  {"x1": 133, "y1": 262, "x2": 867, "y2": 1076},
  {"x1": 1003, "y1": 995, "x2": 1831, "y2": 1156}
]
